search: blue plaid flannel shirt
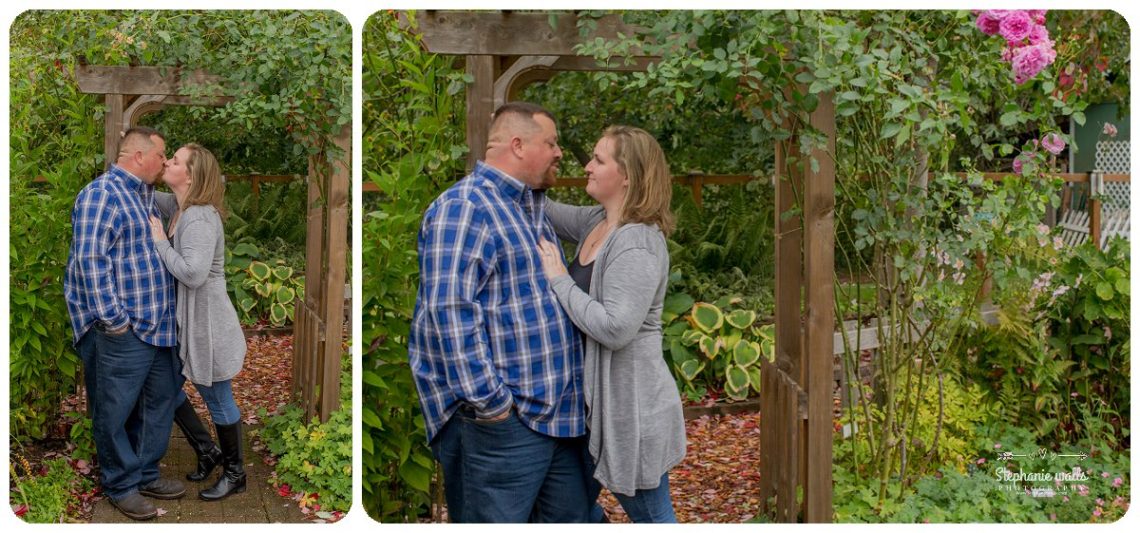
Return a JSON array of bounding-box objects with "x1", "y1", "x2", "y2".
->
[
  {"x1": 409, "y1": 161, "x2": 585, "y2": 442},
  {"x1": 65, "y1": 165, "x2": 176, "y2": 347}
]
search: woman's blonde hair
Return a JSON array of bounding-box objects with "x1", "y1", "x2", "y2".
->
[
  {"x1": 606, "y1": 125, "x2": 674, "y2": 236},
  {"x1": 180, "y1": 143, "x2": 226, "y2": 219}
]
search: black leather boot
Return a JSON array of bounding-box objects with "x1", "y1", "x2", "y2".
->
[
  {"x1": 199, "y1": 422, "x2": 246, "y2": 501},
  {"x1": 173, "y1": 398, "x2": 222, "y2": 481}
]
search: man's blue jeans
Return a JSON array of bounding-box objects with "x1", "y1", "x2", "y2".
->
[
  {"x1": 430, "y1": 406, "x2": 593, "y2": 523},
  {"x1": 77, "y1": 327, "x2": 180, "y2": 500}
]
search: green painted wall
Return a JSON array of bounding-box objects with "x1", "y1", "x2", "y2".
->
[{"x1": 1071, "y1": 103, "x2": 1130, "y2": 172}]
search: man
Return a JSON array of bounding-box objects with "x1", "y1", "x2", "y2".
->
[
  {"x1": 408, "y1": 102, "x2": 592, "y2": 522},
  {"x1": 65, "y1": 126, "x2": 184, "y2": 520}
]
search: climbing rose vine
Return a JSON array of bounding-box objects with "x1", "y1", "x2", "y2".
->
[{"x1": 976, "y1": 9, "x2": 1057, "y2": 84}]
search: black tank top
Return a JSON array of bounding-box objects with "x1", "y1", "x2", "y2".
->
[{"x1": 567, "y1": 253, "x2": 594, "y2": 293}]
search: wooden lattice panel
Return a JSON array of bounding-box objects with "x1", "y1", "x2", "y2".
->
[{"x1": 1095, "y1": 141, "x2": 1130, "y2": 211}]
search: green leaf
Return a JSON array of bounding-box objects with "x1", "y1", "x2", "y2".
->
[
  {"x1": 880, "y1": 122, "x2": 902, "y2": 139},
  {"x1": 747, "y1": 366, "x2": 762, "y2": 392},
  {"x1": 725, "y1": 365, "x2": 750, "y2": 399},
  {"x1": 249, "y1": 260, "x2": 272, "y2": 282},
  {"x1": 663, "y1": 292, "x2": 696, "y2": 317},
  {"x1": 398, "y1": 460, "x2": 432, "y2": 493},
  {"x1": 273, "y1": 265, "x2": 295, "y2": 281},
  {"x1": 733, "y1": 339, "x2": 761, "y2": 367},
  {"x1": 679, "y1": 359, "x2": 705, "y2": 382},
  {"x1": 270, "y1": 302, "x2": 290, "y2": 326},
  {"x1": 1095, "y1": 281, "x2": 1114, "y2": 300},
  {"x1": 725, "y1": 309, "x2": 756, "y2": 330},
  {"x1": 276, "y1": 286, "x2": 297, "y2": 304},
  {"x1": 691, "y1": 302, "x2": 723, "y2": 333},
  {"x1": 699, "y1": 335, "x2": 720, "y2": 359}
]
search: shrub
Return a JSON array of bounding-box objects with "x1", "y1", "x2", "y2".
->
[
  {"x1": 10, "y1": 456, "x2": 94, "y2": 523},
  {"x1": 255, "y1": 356, "x2": 352, "y2": 512}
]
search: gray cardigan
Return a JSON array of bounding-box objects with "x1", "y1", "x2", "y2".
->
[
  {"x1": 153, "y1": 198, "x2": 246, "y2": 385},
  {"x1": 546, "y1": 201, "x2": 687, "y2": 496}
]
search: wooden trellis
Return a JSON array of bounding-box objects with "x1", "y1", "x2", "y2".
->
[
  {"x1": 74, "y1": 63, "x2": 348, "y2": 423},
  {"x1": 405, "y1": 11, "x2": 837, "y2": 522}
]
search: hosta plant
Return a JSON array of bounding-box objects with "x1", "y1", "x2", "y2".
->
[{"x1": 667, "y1": 296, "x2": 775, "y2": 401}]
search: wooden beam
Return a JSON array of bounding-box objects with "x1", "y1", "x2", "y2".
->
[
  {"x1": 74, "y1": 64, "x2": 226, "y2": 96},
  {"x1": 466, "y1": 55, "x2": 496, "y2": 170},
  {"x1": 802, "y1": 91, "x2": 835, "y2": 523},
  {"x1": 408, "y1": 11, "x2": 641, "y2": 56}
]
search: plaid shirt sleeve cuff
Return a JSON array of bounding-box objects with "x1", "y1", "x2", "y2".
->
[
  {"x1": 103, "y1": 314, "x2": 130, "y2": 331},
  {"x1": 475, "y1": 388, "x2": 514, "y2": 419}
]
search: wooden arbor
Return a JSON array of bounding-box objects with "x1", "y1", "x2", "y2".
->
[
  {"x1": 759, "y1": 96, "x2": 836, "y2": 522},
  {"x1": 407, "y1": 11, "x2": 837, "y2": 522},
  {"x1": 74, "y1": 64, "x2": 350, "y2": 422}
]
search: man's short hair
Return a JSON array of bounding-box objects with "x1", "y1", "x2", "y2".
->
[
  {"x1": 488, "y1": 102, "x2": 555, "y2": 142},
  {"x1": 492, "y1": 102, "x2": 555, "y2": 125},
  {"x1": 118, "y1": 126, "x2": 164, "y2": 154}
]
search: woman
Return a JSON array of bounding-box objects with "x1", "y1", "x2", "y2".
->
[
  {"x1": 536, "y1": 125, "x2": 686, "y2": 523},
  {"x1": 148, "y1": 143, "x2": 247, "y2": 501}
]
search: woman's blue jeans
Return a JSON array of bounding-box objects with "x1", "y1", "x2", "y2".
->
[{"x1": 175, "y1": 379, "x2": 240, "y2": 425}]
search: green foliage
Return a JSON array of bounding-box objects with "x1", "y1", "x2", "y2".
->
[
  {"x1": 834, "y1": 422, "x2": 1131, "y2": 523},
  {"x1": 64, "y1": 412, "x2": 97, "y2": 463},
  {"x1": 224, "y1": 243, "x2": 304, "y2": 327},
  {"x1": 973, "y1": 424, "x2": 1131, "y2": 523},
  {"x1": 670, "y1": 179, "x2": 777, "y2": 280},
  {"x1": 224, "y1": 179, "x2": 309, "y2": 254},
  {"x1": 255, "y1": 356, "x2": 352, "y2": 512},
  {"x1": 361, "y1": 11, "x2": 469, "y2": 522},
  {"x1": 663, "y1": 293, "x2": 772, "y2": 401},
  {"x1": 241, "y1": 260, "x2": 304, "y2": 327},
  {"x1": 10, "y1": 457, "x2": 95, "y2": 523},
  {"x1": 962, "y1": 238, "x2": 1130, "y2": 448},
  {"x1": 9, "y1": 24, "x2": 103, "y2": 438}
]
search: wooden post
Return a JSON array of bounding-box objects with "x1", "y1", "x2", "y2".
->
[
  {"x1": 318, "y1": 126, "x2": 351, "y2": 421},
  {"x1": 774, "y1": 130, "x2": 803, "y2": 380},
  {"x1": 802, "y1": 92, "x2": 836, "y2": 522},
  {"x1": 104, "y1": 94, "x2": 124, "y2": 171},
  {"x1": 691, "y1": 174, "x2": 704, "y2": 208},
  {"x1": 466, "y1": 55, "x2": 495, "y2": 171},
  {"x1": 296, "y1": 145, "x2": 327, "y2": 420},
  {"x1": 1090, "y1": 173, "x2": 1102, "y2": 248}
]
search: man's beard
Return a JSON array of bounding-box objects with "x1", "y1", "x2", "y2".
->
[{"x1": 538, "y1": 163, "x2": 559, "y2": 189}]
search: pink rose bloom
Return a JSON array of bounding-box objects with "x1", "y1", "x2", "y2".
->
[
  {"x1": 1012, "y1": 42, "x2": 1056, "y2": 84},
  {"x1": 1012, "y1": 156, "x2": 1024, "y2": 175},
  {"x1": 1028, "y1": 24, "x2": 1052, "y2": 45},
  {"x1": 1103, "y1": 123, "x2": 1118, "y2": 137},
  {"x1": 1041, "y1": 133, "x2": 1066, "y2": 155},
  {"x1": 1028, "y1": 10, "x2": 1048, "y2": 25},
  {"x1": 1094, "y1": 507, "x2": 1103, "y2": 518},
  {"x1": 976, "y1": 11, "x2": 1003, "y2": 35},
  {"x1": 1001, "y1": 46, "x2": 1016, "y2": 62},
  {"x1": 999, "y1": 11, "x2": 1034, "y2": 42},
  {"x1": 1114, "y1": 477, "x2": 1123, "y2": 488},
  {"x1": 1102, "y1": 471, "x2": 1111, "y2": 478}
]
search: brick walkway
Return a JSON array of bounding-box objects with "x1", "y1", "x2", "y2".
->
[{"x1": 91, "y1": 424, "x2": 307, "y2": 523}]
